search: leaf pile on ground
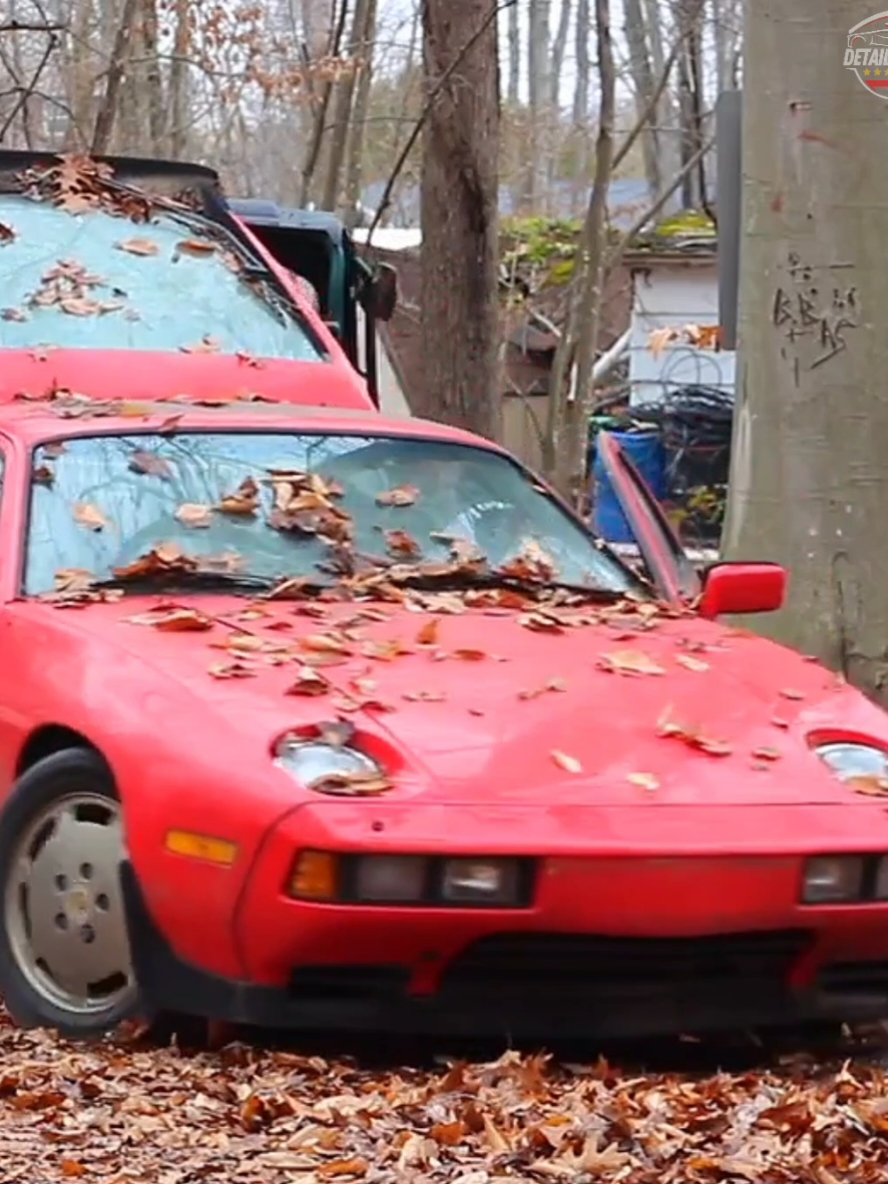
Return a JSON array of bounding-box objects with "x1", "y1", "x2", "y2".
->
[{"x1": 0, "y1": 1015, "x2": 886, "y2": 1183}]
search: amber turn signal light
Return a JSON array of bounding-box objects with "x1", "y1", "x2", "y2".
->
[
  {"x1": 289, "y1": 850, "x2": 339, "y2": 901},
  {"x1": 164, "y1": 829, "x2": 238, "y2": 866}
]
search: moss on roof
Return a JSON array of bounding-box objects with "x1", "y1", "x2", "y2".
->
[{"x1": 628, "y1": 207, "x2": 716, "y2": 252}]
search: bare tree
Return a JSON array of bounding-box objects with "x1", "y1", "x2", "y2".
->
[
  {"x1": 92, "y1": 0, "x2": 140, "y2": 153},
  {"x1": 417, "y1": 0, "x2": 501, "y2": 440},
  {"x1": 342, "y1": 0, "x2": 378, "y2": 226},
  {"x1": 526, "y1": 0, "x2": 550, "y2": 211},
  {"x1": 722, "y1": 0, "x2": 888, "y2": 699},
  {"x1": 506, "y1": 0, "x2": 519, "y2": 106},
  {"x1": 322, "y1": 0, "x2": 371, "y2": 209}
]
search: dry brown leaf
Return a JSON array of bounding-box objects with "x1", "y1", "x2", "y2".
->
[
  {"x1": 116, "y1": 237, "x2": 160, "y2": 256},
  {"x1": 32, "y1": 463, "x2": 54, "y2": 486},
  {"x1": 599, "y1": 649, "x2": 666, "y2": 676},
  {"x1": 551, "y1": 749, "x2": 583, "y2": 774},
  {"x1": 175, "y1": 503, "x2": 213, "y2": 528},
  {"x1": 208, "y1": 660, "x2": 256, "y2": 679},
  {"x1": 376, "y1": 484, "x2": 419, "y2": 507},
  {"x1": 847, "y1": 774, "x2": 888, "y2": 797},
  {"x1": 129, "y1": 449, "x2": 172, "y2": 479},
  {"x1": 385, "y1": 528, "x2": 421, "y2": 558},
  {"x1": 286, "y1": 667, "x2": 331, "y2": 697},
  {"x1": 175, "y1": 238, "x2": 217, "y2": 257},
  {"x1": 180, "y1": 334, "x2": 221, "y2": 354},
  {"x1": 752, "y1": 746, "x2": 781, "y2": 761},
  {"x1": 779, "y1": 687, "x2": 805, "y2": 701},
  {"x1": 416, "y1": 618, "x2": 440, "y2": 645},
  {"x1": 60, "y1": 1162, "x2": 87, "y2": 1179},
  {"x1": 217, "y1": 476, "x2": 260, "y2": 515},
  {"x1": 675, "y1": 653, "x2": 709, "y2": 673},
  {"x1": 627, "y1": 771, "x2": 660, "y2": 790},
  {"x1": 72, "y1": 502, "x2": 108, "y2": 531},
  {"x1": 453, "y1": 648, "x2": 486, "y2": 661},
  {"x1": 127, "y1": 607, "x2": 213, "y2": 632}
]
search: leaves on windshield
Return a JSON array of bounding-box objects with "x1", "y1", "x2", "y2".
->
[
  {"x1": 384, "y1": 529, "x2": 420, "y2": 559},
  {"x1": 267, "y1": 469, "x2": 353, "y2": 543},
  {"x1": 115, "y1": 237, "x2": 159, "y2": 257},
  {"x1": 175, "y1": 503, "x2": 214, "y2": 528},
  {"x1": 72, "y1": 502, "x2": 109, "y2": 531},
  {"x1": 217, "y1": 477, "x2": 260, "y2": 516},
  {"x1": 174, "y1": 238, "x2": 217, "y2": 259},
  {"x1": 21, "y1": 154, "x2": 153, "y2": 220},
  {"x1": 0, "y1": 220, "x2": 14, "y2": 244},
  {"x1": 376, "y1": 484, "x2": 419, "y2": 507},
  {"x1": 32, "y1": 463, "x2": 54, "y2": 486},
  {"x1": 180, "y1": 334, "x2": 221, "y2": 354},
  {"x1": 29, "y1": 259, "x2": 126, "y2": 319},
  {"x1": 129, "y1": 449, "x2": 173, "y2": 479}
]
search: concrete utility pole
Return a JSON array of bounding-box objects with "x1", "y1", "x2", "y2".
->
[{"x1": 721, "y1": 1, "x2": 888, "y2": 700}]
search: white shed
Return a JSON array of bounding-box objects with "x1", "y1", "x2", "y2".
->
[{"x1": 625, "y1": 247, "x2": 736, "y2": 407}]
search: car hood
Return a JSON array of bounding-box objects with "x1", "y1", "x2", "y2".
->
[
  {"x1": 0, "y1": 347, "x2": 369, "y2": 407},
  {"x1": 28, "y1": 593, "x2": 888, "y2": 808}
]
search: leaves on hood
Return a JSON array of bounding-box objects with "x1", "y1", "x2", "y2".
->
[
  {"x1": 627, "y1": 771, "x2": 660, "y2": 790},
  {"x1": 847, "y1": 774, "x2": 888, "y2": 797},
  {"x1": 518, "y1": 677, "x2": 567, "y2": 700},
  {"x1": 599, "y1": 649, "x2": 666, "y2": 676},
  {"x1": 208, "y1": 659, "x2": 256, "y2": 679},
  {"x1": 657, "y1": 706, "x2": 732, "y2": 757},
  {"x1": 779, "y1": 688, "x2": 805, "y2": 701},
  {"x1": 376, "y1": 484, "x2": 419, "y2": 507},
  {"x1": 416, "y1": 618, "x2": 440, "y2": 646},
  {"x1": 127, "y1": 606, "x2": 214, "y2": 632},
  {"x1": 286, "y1": 667, "x2": 331, "y2": 696},
  {"x1": 551, "y1": 749, "x2": 583, "y2": 774},
  {"x1": 675, "y1": 653, "x2": 709, "y2": 673}
]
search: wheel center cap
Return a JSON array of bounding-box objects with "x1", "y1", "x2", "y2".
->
[{"x1": 65, "y1": 886, "x2": 92, "y2": 923}]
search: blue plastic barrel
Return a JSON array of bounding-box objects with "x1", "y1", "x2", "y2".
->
[{"x1": 591, "y1": 429, "x2": 666, "y2": 544}]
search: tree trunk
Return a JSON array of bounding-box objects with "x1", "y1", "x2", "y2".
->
[
  {"x1": 623, "y1": 0, "x2": 660, "y2": 194},
  {"x1": 92, "y1": 0, "x2": 141, "y2": 154},
  {"x1": 342, "y1": 0, "x2": 378, "y2": 228},
  {"x1": 300, "y1": 0, "x2": 349, "y2": 205},
  {"x1": 545, "y1": 0, "x2": 615, "y2": 499},
  {"x1": 169, "y1": 0, "x2": 191, "y2": 156},
  {"x1": 573, "y1": 0, "x2": 589, "y2": 126},
  {"x1": 526, "y1": 0, "x2": 551, "y2": 211},
  {"x1": 141, "y1": 0, "x2": 165, "y2": 153},
  {"x1": 418, "y1": 0, "x2": 501, "y2": 442},
  {"x1": 642, "y1": 0, "x2": 681, "y2": 214},
  {"x1": 722, "y1": 0, "x2": 888, "y2": 700},
  {"x1": 322, "y1": 0, "x2": 371, "y2": 210},
  {"x1": 507, "y1": 0, "x2": 520, "y2": 106}
]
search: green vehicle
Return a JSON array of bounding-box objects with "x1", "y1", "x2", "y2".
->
[{"x1": 227, "y1": 200, "x2": 397, "y2": 408}]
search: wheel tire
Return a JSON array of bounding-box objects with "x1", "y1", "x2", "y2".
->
[{"x1": 0, "y1": 748, "x2": 140, "y2": 1039}]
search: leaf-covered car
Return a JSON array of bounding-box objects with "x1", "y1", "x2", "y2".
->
[
  {"x1": 0, "y1": 150, "x2": 377, "y2": 411},
  {"x1": 1, "y1": 392, "x2": 887, "y2": 1042}
]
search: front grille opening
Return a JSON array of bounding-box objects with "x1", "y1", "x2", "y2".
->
[{"x1": 440, "y1": 930, "x2": 814, "y2": 998}]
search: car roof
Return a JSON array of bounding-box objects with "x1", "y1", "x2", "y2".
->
[{"x1": 0, "y1": 397, "x2": 507, "y2": 455}]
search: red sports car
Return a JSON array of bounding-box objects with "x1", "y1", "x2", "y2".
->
[{"x1": 0, "y1": 393, "x2": 886, "y2": 1043}]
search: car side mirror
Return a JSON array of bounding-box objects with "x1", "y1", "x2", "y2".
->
[
  {"x1": 698, "y1": 561, "x2": 787, "y2": 619},
  {"x1": 369, "y1": 264, "x2": 397, "y2": 321}
]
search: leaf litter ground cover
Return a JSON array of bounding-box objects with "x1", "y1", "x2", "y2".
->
[{"x1": 1, "y1": 1010, "x2": 888, "y2": 1183}]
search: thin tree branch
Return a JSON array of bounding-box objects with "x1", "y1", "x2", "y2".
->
[{"x1": 0, "y1": 30, "x2": 57, "y2": 143}]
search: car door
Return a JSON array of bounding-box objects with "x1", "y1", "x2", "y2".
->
[{"x1": 594, "y1": 430, "x2": 701, "y2": 604}]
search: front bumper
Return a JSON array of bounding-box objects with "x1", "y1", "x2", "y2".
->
[{"x1": 121, "y1": 798, "x2": 888, "y2": 1038}]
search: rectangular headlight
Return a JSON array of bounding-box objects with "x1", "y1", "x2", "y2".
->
[
  {"x1": 442, "y1": 858, "x2": 520, "y2": 905},
  {"x1": 802, "y1": 855, "x2": 864, "y2": 904},
  {"x1": 354, "y1": 855, "x2": 428, "y2": 902}
]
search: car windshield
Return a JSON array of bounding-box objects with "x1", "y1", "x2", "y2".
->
[
  {"x1": 0, "y1": 195, "x2": 323, "y2": 362},
  {"x1": 24, "y1": 432, "x2": 640, "y2": 597}
]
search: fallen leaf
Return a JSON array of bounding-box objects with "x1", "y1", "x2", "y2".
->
[
  {"x1": 675, "y1": 653, "x2": 709, "y2": 673},
  {"x1": 60, "y1": 1162, "x2": 87, "y2": 1178},
  {"x1": 599, "y1": 649, "x2": 666, "y2": 676},
  {"x1": 129, "y1": 449, "x2": 172, "y2": 479},
  {"x1": 175, "y1": 237, "x2": 217, "y2": 257},
  {"x1": 318, "y1": 1159, "x2": 369, "y2": 1178},
  {"x1": 752, "y1": 746, "x2": 781, "y2": 761},
  {"x1": 127, "y1": 607, "x2": 213, "y2": 632},
  {"x1": 208, "y1": 660, "x2": 256, "y2": 679},
  {"x1": 847, "y1": 774, "x2": 888, "y2": 797},
  {"x1": 72, "y1": 502, "x2": 108, "y2": 531},
  {"x1": 116, "y1": 237, "x2": 160, "y2": 256},
  {"x1": 32, "y1": 463, "x2": 54, "y2": 486},
  {"x1": 627, "y1": 772, "x2": 660, "y2": 790},
  {"x1": 376, "y1": 484, "x2": 419, "y2": 507},
  {"x1": 779, "y1": 688, "x2": 805, "y2": 701},
  {"x1": 385, "y1": 528, "x2": 421, "y2": 558},
  {"x1": 453, "y1": 648, "x2": 486, "y2": 661},
  {"x1": 403, "y1": 689, "x2": 447, "y2": 702},
  {"x1": 175, "y1": 503, "x2": 213, "y2": 528},
  {"x1": 0, "y1": 220, "x2": 14, "y2": 243},
  {"x1": 310, "y1": 771, "x2": 393, "y2": 796},
  {"x1": 180, "y1": 334, "x2": 221, "y2": 354},
  {"x1": 416, "y1": 618, "x2": 440, "y2": 645},
  {"x1": 551, "y1": 749, "x2": 583, "y2": 774},
  {"x1": 286, "y1": 667, "x2": 331, "y2": 696},
  {"x1": 217, "y1": 476, "x2": 260, "y2": 515}
]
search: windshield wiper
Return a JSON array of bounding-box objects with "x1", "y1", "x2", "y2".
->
[{"x1": 93, "y1": 569, "x2": 277, "y2": 595}]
